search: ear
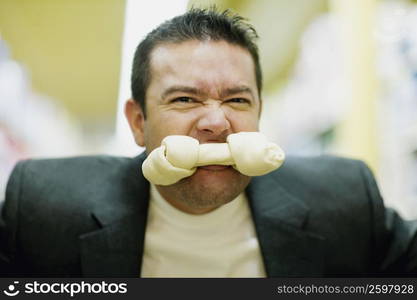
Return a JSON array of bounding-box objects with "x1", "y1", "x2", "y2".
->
[{"x1": 124, "y1": 99, "x2": 145, "y2": 147}]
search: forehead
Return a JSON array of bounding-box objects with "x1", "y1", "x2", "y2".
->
[{"x1": 148, "y1": 40, "x2": 257, "y2": 95}]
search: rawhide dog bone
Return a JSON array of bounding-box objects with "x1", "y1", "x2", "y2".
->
[{"x1": 142, "y1": 132, "x2": 285, "y2": 185}]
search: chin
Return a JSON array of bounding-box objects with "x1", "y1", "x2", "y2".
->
[
  {"x1": 186, "y1": 167, "x2": 250, "y2": 201},
  {"x1": 159, "y1": 167, "x2": 251, "y2": 212},
  {"x1": 193, "y1": 166, "x2": 239, "y2": 185}
]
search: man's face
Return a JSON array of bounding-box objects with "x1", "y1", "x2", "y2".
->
[{"x1": 128, "y1": 40, "x2": 261, "y2": 213}]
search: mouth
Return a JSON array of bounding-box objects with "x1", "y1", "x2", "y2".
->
[{"x1": 198, "y1": 165, "x2": 231, "y2": 171}]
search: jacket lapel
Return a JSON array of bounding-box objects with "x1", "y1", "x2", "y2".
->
[
  {"x1": 79, "y1": 154, "x2": 150, "y2": 277},
  {"x1": 247, "y1": 172, "x2": 325, "y2": 277}
]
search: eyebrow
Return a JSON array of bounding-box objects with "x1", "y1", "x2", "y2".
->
[
  {"x1": 161, "y1": 86, "x2": 206, "y2": 99},
  {"x1": 161, "y1": 85, "x2": 255, "y2": 99},
  {"x1": 219, "y1": 86, "x2": 254, "y2": 98}
]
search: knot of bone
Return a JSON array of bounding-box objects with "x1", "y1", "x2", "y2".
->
[{"x1": 142, "y1": 132, "x2": 285, "y2": 185}]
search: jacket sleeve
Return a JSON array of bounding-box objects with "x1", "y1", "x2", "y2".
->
[
  {"x1": 361, "y1": 162, "x2": 417, "y2": 275},
  {"x1": 0, "y1": 161, "x2": 25, "y2": 276}
]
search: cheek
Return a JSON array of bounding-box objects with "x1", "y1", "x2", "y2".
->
[
  {"x1": 159, "y1": 111, "x2": 199, "y2": 132},
  {"x1": 226, "y1": 111, "x2": 259, "y2": 131},
  {"x1": 145, "y1": 111, "x2": 199, "y2": 147}
]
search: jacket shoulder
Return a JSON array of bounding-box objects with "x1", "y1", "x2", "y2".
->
[
  {"x1": 280, "y1": 155, "x2": 367, "y2": 176},
  {"x1": 253, "y1": 155, "x2": 381, "y2": 229},
  {"x1": 5, "y1": 154, "x2": 143, "y2": 218},
  {"x1": 270, "y1": 155, "x2": 370, "y2": 190},
  {"x1": 1, "y1": 154, "x2": 146, "y2": 276},
  {"x1": 16, "y1": 155, "x2": 133, "y2": 178}
]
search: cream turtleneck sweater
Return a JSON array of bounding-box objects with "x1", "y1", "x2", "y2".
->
[{"x1": 140, "y1": 185, "x2": 266, "y2": 277}]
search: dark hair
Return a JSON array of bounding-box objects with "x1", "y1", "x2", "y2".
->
[{"x1": 130, "y1": 7, "x2": 262, "y2": 116}]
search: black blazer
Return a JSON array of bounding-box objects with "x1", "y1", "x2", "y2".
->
[{"x1": 1, "y1": 153, "x2": 416, "y2": 277}]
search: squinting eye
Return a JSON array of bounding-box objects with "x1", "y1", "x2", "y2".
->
[
  {"x1": 227, "y1": 98, "x2": 249, "y2": 104},
  {"x1": 172, "y1": 97, "x2": 194, "y2": 103}
]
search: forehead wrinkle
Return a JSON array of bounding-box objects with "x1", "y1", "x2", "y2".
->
[
  {"x1": 163, "y1": 82, "x2": 254, "y2": 100},
  {"x1": 193, "y1": 80, "x2": 250, "y2": 100},
  {"x1": 149, "y1": 41, "x2": 258, "y2": 100}
]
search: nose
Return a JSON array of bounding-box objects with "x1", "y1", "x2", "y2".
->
[{"x1": 196, "y1": 104, "x2": 231, "y2": 137}]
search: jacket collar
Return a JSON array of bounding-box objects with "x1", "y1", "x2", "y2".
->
[
  {"x1": 246, "y1": 170, "x2": 325, "y2": 277},
  {"x1": 80, "y1": 153, "x2": 324, "y2": 277},
  {"x1": 79, "y1": 153, "x2": 149, "y2": 277}
]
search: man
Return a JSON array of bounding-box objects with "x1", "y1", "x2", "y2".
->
[{"x1": 1, "y1": 8, "x2": 417, "y2": 277}]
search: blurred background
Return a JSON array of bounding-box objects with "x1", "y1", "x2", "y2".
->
[{"x1": 1, "y1": 0, "x2": 416, "y2": 218}]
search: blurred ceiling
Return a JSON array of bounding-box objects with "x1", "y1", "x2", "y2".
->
[{"x1": 0, "y1": 0, "x2": 125, "y2": 132}]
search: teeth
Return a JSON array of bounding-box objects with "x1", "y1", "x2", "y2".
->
[{"x1": 142, "y1": 132, "x2": 285, "y2": 185}]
